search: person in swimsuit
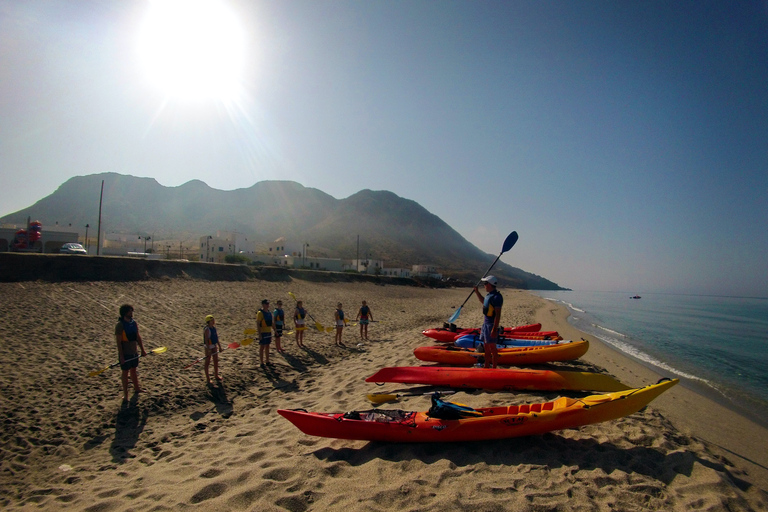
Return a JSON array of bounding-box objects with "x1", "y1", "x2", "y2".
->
[
  {"x1": 273, "y1": 300, "x2": 285, "y2": 353},
  {"x1": 256, "y1": 299, "x2": 273, "y2": 366},
  {"x1": 115, "y1": 304, "x2": 147, "y2": 401},
  {"x1": 473, "y1": 275, "x2": 503, "y2": 368},
  {"x1": 355, "y1": 300, "x2": 373, "y2": 341},
  {"x1": 334, "y1": 303, "x2": 346, "y2": 347},
  {"x1": 294, "y1": 300, "x2": 307, "y2": 348},
  {"x1": 203, "y1": 314, "x2": 222, "y2": 384}
]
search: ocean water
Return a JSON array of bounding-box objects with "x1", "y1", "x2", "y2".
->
[{"x1": 529, "y1": 290, "x2": 768, "y2": 428}]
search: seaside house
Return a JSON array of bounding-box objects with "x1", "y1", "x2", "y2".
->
[
  {"x1": 380, "y1": 267, "x2": 411, "y2": 278},
  {"x1": 412, "y1": 264, "x2": 442, "y2": 280},
  {"x1": 350, "y1": 258, "x2": 384, "y2": 275}
]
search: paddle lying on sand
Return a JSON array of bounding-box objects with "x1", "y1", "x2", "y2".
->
[
  {"x1": 183, "y1": 341, "x2": 246, "y2": 370},
  {"x1": 367, "y1": 390, "x2": 456, "y2": 404},
  {"x1": 288, "y1": 292, "x2": 325, "y2": 332},
  {"x1": 448, "y1": 230, "x2": 518, "y2": 324},
  {"x1": 244, "y1": 328, "x2": 257, "y2": 335},
  {"x1": 88, "y1": 346, "x2": 168, "y2": 377}
]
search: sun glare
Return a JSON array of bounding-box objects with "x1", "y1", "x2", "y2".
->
[{"x1": 137, "y1": 0, "x2": 245, "y2": 101}]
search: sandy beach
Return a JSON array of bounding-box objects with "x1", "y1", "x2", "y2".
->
[{"x1": 1, "y1": 278, "x2": 767, "y2": 511}]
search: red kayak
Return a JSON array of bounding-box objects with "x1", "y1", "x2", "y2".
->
[
  {"x1": 366, "y1": 366, "x2": 629, "y2": 392},
  {"x1": 422, "y1": 323, "x2": 556, "y2": 343},
  {"x1": 278, "y1": 379, "x2": 678, "y2": 443},
  {"x1": 413, "y1": 340, "x2": 589, "y2": 366}
]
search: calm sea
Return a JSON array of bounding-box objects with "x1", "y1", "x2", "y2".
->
[{"x1": 529, "y1": 290, "x2": 768, "y2": 428}]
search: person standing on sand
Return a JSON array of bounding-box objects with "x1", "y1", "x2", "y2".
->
[
  {"x1": 334, "y1": 303, "x2": 346, "y2": 347},
  {"x1": 203, "y1": 314, "x2": 222, "y2": 385},
  {"x1": 474, "y1": 276, "x2": 503, "y2": 369},
  {"x1": 115, "y1": 304, "x2": 147, "y2": 401},
  {"x1": 256, "y1": 299, "x2": 273, "y2": 366},
  {"x1": 294, "y1": 300, "x2": 307, "y2": 348},
  {"x1": 273, "y1": 300, "x2": 285, "y2": 353},
  {"x1": 355, "y1": 300, "x2": 373, "y2": 340}
]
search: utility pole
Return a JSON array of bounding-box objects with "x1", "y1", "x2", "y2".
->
[
  {"x1": 96, "y1": 180, "x2": 104, "y2": 255},
  {"x1": 356, "y1": 235, "x2": 360, "y2": 272}
]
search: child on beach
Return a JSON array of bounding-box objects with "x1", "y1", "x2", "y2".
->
[
  {"x1": 203, "y1": 314, "x2": 222, "y2": 384},
  {"x1": 256, "y1": 299, "x2": 273, "y2": 366},
  {"x1": 115, "y1": 304, "x2": 147, "y2": 401},
  {"x1": 294, "y1": 300, "x2": 307, "y2": 348},
  {"x1": 355, "y1": 300, "x2": 373, "y2": 341},
  {"x1": 334, "y1": 303, "x2": 346, "y2": 347},
  {"x1": 273, "y1": 300, "x2": 285, "y2": 353}
]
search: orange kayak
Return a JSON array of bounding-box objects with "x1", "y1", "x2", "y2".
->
[
  {"x1": 413, "y1": 339, "x2": 589, "y2": 366},
  {"x1": 278, "y1": 379, "x2": 678, "y2": 442}
]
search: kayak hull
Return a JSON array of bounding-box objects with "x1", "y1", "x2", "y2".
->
[
  {"x1": 422, "y1": 323, "x2": 552, "y2": 343},
  {"x1": 413, "y1": 340, "x2": 589, "y2": 366},
  {"x1": 454, "y1": 334, "x2": 562, "y2": 348},
  {"x1": 365, "y1": 366, "x2": 630, "y2": 392},
  {"x1": 278, "y1": 379, "x2": 678, "y2": 442}
]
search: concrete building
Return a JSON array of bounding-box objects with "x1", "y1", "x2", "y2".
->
[
  {"x1": 350, "y1": 258, "x2": 385, "y2": 275},
  {"x1": 412, "y1": 264, "x2": 442, "y2": 279},
  {"x1": 380, "y1": 267, "x2": 411, "y2": 278}
]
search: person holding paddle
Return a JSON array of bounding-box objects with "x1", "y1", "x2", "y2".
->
[
  {"x1": 115, "y1": 304, "x2": 147, "y2": 401},
  {"x1": 473, "y1": 276, "x2": 503, "y2": 368},
  {"x1": 356, "y1": 300, "x2": 373, "y2": 341},
  {"x1": 256, "y1": 299, "x2": 274, "y2": 366},
  {"x1": 203, "y1": 314, "x2": 222, "y2": 385},
  {"x1": 273, "y1": 300, "x2": 286, "y2": 354},
  {"x1": 294, "y1": 300, "x2": 307, "y2": 348}
]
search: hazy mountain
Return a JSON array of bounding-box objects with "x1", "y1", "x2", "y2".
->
[{"x1": 1, "y1": 173, "x2": 566, "y2": 290}]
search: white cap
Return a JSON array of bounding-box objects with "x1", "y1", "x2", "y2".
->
[{"x1": 481, "y1": 275, "x2": 498, "y2": 286}]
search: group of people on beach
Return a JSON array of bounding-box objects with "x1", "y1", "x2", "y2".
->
[
  {"x1": 115, "y1": 276, "x2": 501, "y2": 398},
  {"x1": 114, "y1": 299, "x2": 377, "y2": 396}
]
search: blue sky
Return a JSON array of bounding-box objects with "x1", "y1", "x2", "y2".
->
[{"x1": 1, "y1": 1, "x2": 766, "y2": 297}]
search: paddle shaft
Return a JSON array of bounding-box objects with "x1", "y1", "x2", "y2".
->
[{"x1": 449, "y1": 231, "x2": 518, "y2": 323}]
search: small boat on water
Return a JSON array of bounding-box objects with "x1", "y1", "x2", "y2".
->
[{"x1": 630, "y1": 295, "x2": 641, "y2": 299}]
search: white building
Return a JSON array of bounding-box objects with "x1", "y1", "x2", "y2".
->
[
  {"x1": 380, "y1": 267, "x2": 411, "y2": 278},
  {"x1": 350, "y1": 258, "x2": 384, "y2": 275},
  {"x1": 412, "y1": 264, "x2": 442, "y2": 279}
]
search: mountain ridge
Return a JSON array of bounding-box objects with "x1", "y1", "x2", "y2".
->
[{"x1": 0, "y1": 173, "x2": 566, "y2": 290}]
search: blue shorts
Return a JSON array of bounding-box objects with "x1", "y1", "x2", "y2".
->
[
  {"x1": 259, "y1": 332, "x2": 272, "y2": 345},
  {"x1": 275, "y1": 324, "x2": 283, "y2": 337},
  {"x1": 480, "y1": 323, "x2": 497, "y2": 345}
]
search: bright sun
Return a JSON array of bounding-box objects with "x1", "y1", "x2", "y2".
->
[{"x1": 137, "y1": 0, "x2": 245, "y2": 101}]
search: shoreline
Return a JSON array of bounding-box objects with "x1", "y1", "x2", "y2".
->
[
  {"x1": 1, "y1": 280, "x2": 766, "y2": 509},
  {"x1": 533, "y1": 291, "x2": 768, "y2": 490}
]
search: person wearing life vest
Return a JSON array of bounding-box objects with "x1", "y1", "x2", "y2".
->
[
  {"x1": 203, "y1": 314, "x2": 222, "y2": 384},
  {"x1": 294, "y1": 301, "x2": 307, "y2": 348},
  {"x1": 273, "y1": 300, "x2": 285, "y2": 354},
  {"x1": 115, "y1": 304, "x2": 147, "y2": 401},
  {"x1": 473, "y1": 276, "x2": 503, "y2": 368},
  {"x1": 256, "y1": 299, "x2": 273, "y2": 367},
  {"x1": 355, "y1": 300, "x2": 374, "y2": 341}
]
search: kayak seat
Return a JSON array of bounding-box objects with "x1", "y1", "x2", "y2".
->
[{"x1": 428, "y1": 393, "x2": 483, "y2": 420}]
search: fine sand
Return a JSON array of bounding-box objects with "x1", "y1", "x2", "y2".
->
[{"x1": 1, "y1": 279, "x2": 767, "y2": 511}]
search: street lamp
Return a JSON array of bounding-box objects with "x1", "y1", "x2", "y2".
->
[
  {"x1": 85, "y1": 224, "x2": 89, "y2": 252},
  {"x1": 303, "y1": 242, "x2": 309, "y2": 267}
]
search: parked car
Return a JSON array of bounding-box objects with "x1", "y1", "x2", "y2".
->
[{"x1": 60, "y1": 243, "x2": 87, "y2": 254}]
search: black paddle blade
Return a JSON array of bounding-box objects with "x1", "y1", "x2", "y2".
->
[{"x1": 502, "y1": 231, "x2": 519, "y2": 253}]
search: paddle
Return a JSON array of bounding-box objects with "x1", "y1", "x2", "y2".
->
[
  {"x1": 367, "y1": 390, "x2": 456, "y2": 404},
  {"x1": 88, "y1": 346, "x2": 168, "y2": 377},
  {"x1": 183, "y1": 341, "x2": 243, "y2": 369},
  {"x1": 448, "y1": 231, "x2": 518, "y2": 324},
  {"x1": 288, "y1": 292, "x2": 325, "y2": 332}
]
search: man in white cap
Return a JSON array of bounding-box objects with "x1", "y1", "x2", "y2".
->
[{"x1": 474, "y1": 275, "x2": 503, "y2": 368}]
